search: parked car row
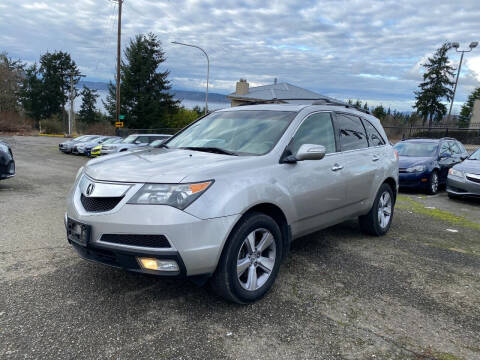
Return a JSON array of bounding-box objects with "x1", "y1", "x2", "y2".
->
[
  {"x1": 59, "y1": 134, "x2": 172, "y2": 157},
  {"x1": 394, "y1": 137, "x2": 480, "y2": 198}
]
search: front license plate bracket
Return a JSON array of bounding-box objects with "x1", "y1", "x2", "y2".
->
[{"x1": 67, "y1": 218, "x2": 91, "y2": 247}]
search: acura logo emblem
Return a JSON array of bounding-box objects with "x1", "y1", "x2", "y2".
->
[{"x1": 85, "y1": 183, "x2": 95, "y2": 196}]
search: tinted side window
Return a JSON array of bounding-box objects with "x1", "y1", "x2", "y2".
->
[
  {"x1": 449, "y1": 141, "x2": 461, "y2": 155},
  {"x1": 289, "y1": 112, "x2": 336, "y2": 155},
  {"x1": 137, "y1": 136, "x2": 150, "y2": 143},
  {"x1": 335, "y1": 114, "x2": 368, "y2": 151},
  {"x1": 457, "y1": 141, "x2": 466, "y2": 153},
  {"x1": 439, "y1": 142, "x2": 450, "y2": 155},
  {"x1": 362, "y1": 119, "x2": 385, "y2": 147}
]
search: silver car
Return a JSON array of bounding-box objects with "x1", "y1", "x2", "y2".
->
[
  {"x1": 447, "y1": 147, "x2": 480, "y2": 199},
  {"x1": 66, "y1": 104, "x2": 399, "y2": 303},
  {"x1": 100, "y1": 134, "x2": 171, "y2": 155}
]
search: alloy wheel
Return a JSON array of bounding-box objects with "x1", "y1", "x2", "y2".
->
[
  {"x1": 377, "y1": 191, "x2": 392, "y2": 229},
  {"x1": 236, "y1": 228, "x2": 276, "y2": 291},
  {"x1": 431, "y1": 173, "x2": 439, "y2": 193}
]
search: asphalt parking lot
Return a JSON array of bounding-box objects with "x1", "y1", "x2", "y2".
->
[{"x1": 1, "y1": 136, "x2": 479, "y2": 360}]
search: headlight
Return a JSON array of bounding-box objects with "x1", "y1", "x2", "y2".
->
[
  {"x1": 128, "y1": 181, "x2": 213, "y2": 210},
  {"x1": 406, "y1": 165, "x2": 426, "y2": 173},
  {"x1": 448, "y1": 168, "x2": 463, "y2": 178}
]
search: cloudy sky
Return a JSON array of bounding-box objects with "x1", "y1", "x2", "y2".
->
[{"x1": 1, "y1": 0, "x2": 479, "y2": 111}]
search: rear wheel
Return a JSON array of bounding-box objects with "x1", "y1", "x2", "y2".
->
[
  {"x1": 359, "y1": 183, "x2": 394, "y2": 236},
  {"x1": 210, "y1": 212, "x2": 283, "y2": 304},
  {"x1": 427, "y1": 170, "x2": 439, "y2": 195}
]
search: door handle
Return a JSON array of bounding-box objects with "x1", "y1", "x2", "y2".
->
[
  {"x1": 331, "y1": 163, "x2": 343, "y2": 171},
  {"x1": 372, "y1": 155, "x2": 380, "y2": 162}
]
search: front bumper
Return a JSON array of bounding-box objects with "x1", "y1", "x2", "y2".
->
[
  {"x1": 66, "y1": 188, "x2": 240, "y2": 276},
  {"x1": 100, "y1": 148, "x2": 117, "y2": 155},
  {"x1": 59, "y1": 144, "x2": 72, "y2": 153},
  {"x1": 0, "y1": 159, "x2": 15, "y2": 179},
  {"x1": 74, "y1": 147, "x2": 87, "y2": 155},
  {"x1": 447, "y1": 175, "x2": 480, "y2": 198},
  {"x1": 398, "y1": 171, "x2": 429, "y2": 189},
  {"x1": 69, "y1": 241, "x2": 187, "y2": 277}
]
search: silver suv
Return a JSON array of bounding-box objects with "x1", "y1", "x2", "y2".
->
[{"x1": 66, "y1": 104, "x2": 399, "y2": 303}]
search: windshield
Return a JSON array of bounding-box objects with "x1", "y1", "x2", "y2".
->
[
  {"x1": 167, "y1": 110, "x2": 296, "y2": 155},
  {"x1": 77, "y1": 135, "x2": 99, "y2": 143},
  {"x1": 122, "y1": 135, "x2": 138, "y2": 144},
  {"x1": 469, "y1": 148, "x2": 480, "y2": 160},
  {"x1": 102, "y1": 137, "x2": 121, "y2": 145},
  {"x1": 394, "y1": 142, "x2": 438, "y2": 157},
  {"x1": 73, "y1": 135, "x2": 89, "y2": 142},
  {"x1": 150, "y1": 138, "x2": 169, "y2": 147}
]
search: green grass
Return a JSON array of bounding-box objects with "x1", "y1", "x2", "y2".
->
[{"x1": 396, "y1": 195, "x2": 480, "y2": 231}]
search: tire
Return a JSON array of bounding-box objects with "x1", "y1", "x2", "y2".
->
[
  {"x1": 210, "y1": 212, "x2": 283, "y2": 304},
  {"x1": 359, "y1": 183, "x2": 395, "y2": 236},
  {"x1": 426, "y1": 170, "x2": 439, "y2": 195}
]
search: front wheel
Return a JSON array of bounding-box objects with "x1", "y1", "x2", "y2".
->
[
  {"x1": 427, "y1": 170, "x2": 439, "y2": 195},
  {"x1": 210, "y1": 212, "x2": 283, "y2": 304},
  {"x1": 359, "y1": 183, "x2": 395, "y2": 236}
]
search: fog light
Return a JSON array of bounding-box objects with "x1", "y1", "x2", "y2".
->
[{"x1": 137, "y1": 257, "x2": 179, "y2": 272}]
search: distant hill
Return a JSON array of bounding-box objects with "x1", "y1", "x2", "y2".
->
[
  {"x1": 79, "y1": 81, "x2": 109, "y2": 91},
  {"x1": 79, "y1": 81, "x2": 229, "y2": 103}
]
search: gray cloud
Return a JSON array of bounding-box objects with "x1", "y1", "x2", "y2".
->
[{"x1": 1, "y1": 0, "x2": 480, "y2": 111}]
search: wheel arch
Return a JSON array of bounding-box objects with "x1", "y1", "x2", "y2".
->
[
  {"x1": 383, "y1": 177, "x2": 397, "y2": 202},
  {"x1": 219, "y1": 202, "x2": 291, "y2": 268}
]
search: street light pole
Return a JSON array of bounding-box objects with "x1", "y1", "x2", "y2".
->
[
  {"x1": 172, "y1": 41, "x2": 209, "y2": 115},
  {"x1": 447, "y1": 41, "x2": 478, "y2": 120}
]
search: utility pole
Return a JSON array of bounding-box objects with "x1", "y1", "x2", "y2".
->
[
  {"x1": 115, "y1": 0, "x2": 123, "y2": 132},
  {"x1": 64, "y1": 71, "x2": 85, "y2": 136}
]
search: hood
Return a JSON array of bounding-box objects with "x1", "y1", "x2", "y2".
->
[
  {"x1": 453, "y1": 159, "x2": 480, "y2": 174},
  {"x1": 398, "y1": 156, "x2": 431, "y2": 169},
  {"x1": 85, "y1": 148, "x2": 244, "y2": 183}
]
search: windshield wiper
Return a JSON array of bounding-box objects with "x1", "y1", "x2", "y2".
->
[{"x1": 180, "y1": 146, "x2": 238, "y2": 156}]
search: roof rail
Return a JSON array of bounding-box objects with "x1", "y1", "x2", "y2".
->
[{"x1": 237, "y1": 97, "x2": 371, "y2": 114}]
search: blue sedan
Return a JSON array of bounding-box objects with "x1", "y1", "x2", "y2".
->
[{"x1": 393, "y1": 138, "x2": 469, "y2": 194}]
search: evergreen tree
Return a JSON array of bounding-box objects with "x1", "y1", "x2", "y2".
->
[
  {"x1": 104, "y1": 33, "x2": 178, "y2": 128},
  {"x1": 0, "y1": 52, "x2": 24, "y2": 112},
  {"x1": 372, "y1": 105, "x2": 386, "y2": 120},
  {"x1": 39, "y1": 51, "x2": 80, "y2": 119},
  {"x1": 414, "y1": 43, "x2": 455, "y2": 128},
  {"x1": 19, "y1": 51, "x2": 79, "y2": 128},
  {"x1": 19, "y1": 63, "x2": 44, "y2": 126},
  {"x1": 458, "y1": 87, "x2": 480, "y2": 128},
  {"x1": 363, "y1": 102, "x2": 368, "y2": 110},
  {"x1": 78, "y1": 86, "x2": 99, "y2": 124}
]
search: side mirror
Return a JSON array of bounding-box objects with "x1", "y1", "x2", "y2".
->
[
  {"x1": 134, "y1": 140, "x2": 141, "y2": 144},
  {"x1": 439, "y1": 152, "x2": 451, "y2": 159},
  {"x1": 296, "y1": 144, "x2": 326, "y2": 161}
]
